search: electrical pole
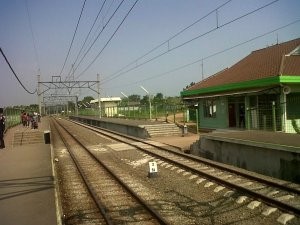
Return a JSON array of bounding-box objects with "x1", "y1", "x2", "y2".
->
[
  {"x1": 201, "y1": 59, "x2": 204, "y2": 81},
  {"x1": 37, "y1": 74, "x2": 42, "y2": 115},
  {"x1": 97, "y1": 74, "x2": 101, "y2": 118},
  {"x1": 140, "y1": 86, "x2": 152, "y2": 120}
]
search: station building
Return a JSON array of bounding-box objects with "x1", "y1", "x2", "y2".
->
[
  {"x1": 90, "y1": 97, "x2": 121, "y2": 117},
  {"x1": 181, "y1": 38, "x2": 300, "y2": 133}
]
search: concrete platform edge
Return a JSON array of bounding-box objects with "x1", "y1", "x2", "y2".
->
[
  {"x1": 201, "y1": 134, "x2": 300, "y2": 153},
  {"x1": 50, "y1": 143, "x2": 63, "y2": 225}
]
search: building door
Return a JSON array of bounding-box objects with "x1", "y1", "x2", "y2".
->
[{"x1": 228, "y1": 103, "x2": 236, "y2": 127}]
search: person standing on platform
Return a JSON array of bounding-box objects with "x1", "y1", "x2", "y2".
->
[
  {"x1": 26, "y1": 113, "x2": 30, "y2": 127},
  {"x1": 21, "y1": 112, "x2": 27, "y2": 127},
  {"x1": 0, "y1": 109, "x2": 5, "y2": 149}
]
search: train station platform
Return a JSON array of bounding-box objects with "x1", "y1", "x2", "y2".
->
[
  {"x1": 192, "y1": 130, "x2": 300, "y2": 183},
  {"x1": 151, "y1": 133, "x2": 200, "y2": 152},
  {"x1": 0, "y1": 118, "x2": 59, "y2": 225},
  {"x1": 70, "y1": 115, "x2": 200, "y2": 151}
]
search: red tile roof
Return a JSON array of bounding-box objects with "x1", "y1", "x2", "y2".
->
[
  {"x1": 282, "y1": 55, "x2": 300, "y2": 75},
  {"x1": 187, "y1": 38, "x2": 300, "y2": 91}
]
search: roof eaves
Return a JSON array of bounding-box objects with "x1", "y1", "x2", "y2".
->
[
  {"x1": 181, "y1": 76, "x2": 281, "y2": 97},
  {"x1": 279, "y1": 75, "x2": 300, "y2": 83},
  {"x1": 181, "y1": 75, "x2": 300, "y2": 97}
]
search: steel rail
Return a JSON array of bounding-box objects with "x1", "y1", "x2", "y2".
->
[
  {"x1": 69, "y1": 118, "x2": 300, "y2": 216},
  {"x1": 51, "y1": 119, "x2": 113, "y2": 225},
  {"x1": 71, "y1": 119, "x2": 300, "y2": 192},
  {"x1": 54, "y1": 118, "x2": 170, "y2": 225},
  {"x1": 73, "y1": 119, "x2": 300, "y2": 195}
]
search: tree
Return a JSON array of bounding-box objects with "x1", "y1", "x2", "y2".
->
[
  {"x1": 185, "y1": 81, "x2": 195, "y2": 89},
  {"x1": 77, "y1": 96, "x2": 94, "y2": 108},
  {"x1": 153, "y1": 93, "x2": 164, "y2": 105},
  {"x1": 120, "y1": 94, "x2": 141, "y2": 106},
  {"x1": 68, "y1": 101, "x2": 75, "y2": 111},
  {"x1": 140, "y1": 95, "x2": 149, "y2": 106},
  {"x1": 81, "y1": 96, "x2": 94, "y2": 103},
  {"x1": 128, "y1": 94, "x2": 141, "y2": 103},
  {"x1": 165, "y1": 96, "x2": 182, "y2": 105}
]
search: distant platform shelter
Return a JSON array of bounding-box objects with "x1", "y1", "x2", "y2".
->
[{"x1": 90, "y1": 97, "x2": 121, "y2": 117}]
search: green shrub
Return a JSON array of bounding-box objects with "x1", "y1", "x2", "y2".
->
[{"x1": 292, "y1": 119, "x2": 300, "y2": 134}]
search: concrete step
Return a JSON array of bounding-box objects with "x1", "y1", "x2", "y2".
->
[
  {"x1": 13, "y1": 131, "x2": 44, "y2": 145},
  {"x1": 144, "y1": 123, "x2": 181, "y2": 137}
]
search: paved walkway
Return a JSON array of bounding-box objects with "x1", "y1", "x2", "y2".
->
[
  {"x1": 207, "y1": 130, "x2": 300, "y2": 148},
  {"x1": 75, "y1": 115, "x2": 201, "y2": 151},
  {"x1": 0, "y1": 118, "x2": 58, "y2": 225},
  {"x1": 151, "y1": 132, "x2": 201, "y2": 151}
]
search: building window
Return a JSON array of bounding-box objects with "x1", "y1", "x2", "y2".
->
[
  {"x1": 203, "y1": 99, "x2": 216, "y2": 118},
  {"x1": 286, "y1": 93, "x2": 300, "y2": 119}
]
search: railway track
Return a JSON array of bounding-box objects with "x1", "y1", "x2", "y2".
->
[
  {"x1": 63, "y1": 117, "x2": 300, "y2": 224},
  {"x1": 52, "y1": 118, "x2": 300, "y2": 224},
  {"x1": 51, "y1": 118, "x2": 168, "y2": 225}
]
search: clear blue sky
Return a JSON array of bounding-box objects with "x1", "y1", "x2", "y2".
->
[{"x1": 0, "y1": 0, "x2": 299, "y2": 107}]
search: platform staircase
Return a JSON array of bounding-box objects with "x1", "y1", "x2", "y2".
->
[
  {"x1": 143, "y1": 123, "x2": 181, "y2": 137},
  {"x1": 13, "y1": 130, "x2": 44, "y2": 146}
]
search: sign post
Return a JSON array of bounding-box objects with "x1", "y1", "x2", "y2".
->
[{"x1": 148, "y1": 161, "x2": 158, "y2": 178}]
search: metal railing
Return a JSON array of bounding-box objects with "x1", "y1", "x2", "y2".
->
[
  {"x1": 77, "y1": 104, "x2": 187, "y2": 123},
  {"x1": 247, "y1": 98, "x2": 300, "y2": 133},
  {"x1": 2, "y1": 108, "x2": 23, "y2": 130}
]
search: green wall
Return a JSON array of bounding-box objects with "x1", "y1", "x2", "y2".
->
[{"x1": 198, "y1": 96, "x2": 228, "y2": 129}]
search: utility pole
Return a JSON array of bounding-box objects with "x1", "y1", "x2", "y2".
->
[
  {"x1": 97, "y1": 74, "x2": 101, "y2": 118},
  {"x1": 75, "y1": 96, "x2": 78, "y2": 116},
  {"x1": 201, "y1": 59, "x2": 204, "y2": 80},
  {"x1": 37, "y1": 74, "x2": 42, "y2": 115},
  {"x1": 140, "y1": 86, "x2": 152, "y2": 120}
]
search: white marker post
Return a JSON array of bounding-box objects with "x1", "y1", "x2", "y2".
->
[{"x1": 148, "y1": 161, "x2": 158, "y2": 178}]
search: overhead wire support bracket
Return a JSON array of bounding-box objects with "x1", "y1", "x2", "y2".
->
[{"x1": 38, "y1": 76, "x2": 100, "y2": 96}]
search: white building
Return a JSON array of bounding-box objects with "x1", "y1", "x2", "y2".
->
[{"x1": 90, "y1": 97, "x2": 121, "y2": 117}]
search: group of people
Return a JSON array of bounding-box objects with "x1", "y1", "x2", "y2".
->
[
  {"x1": 0, "y1": 110, "x2": 42, "y2": 150},
  {"x1": 21, "y1": 112, "x2": 40, "y2": 129}
]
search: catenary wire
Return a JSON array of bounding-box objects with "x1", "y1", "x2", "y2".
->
[
  {"x1": 105, "y1": 19, "x2": 300, "y2": 91},
  {"x1": 103, "y1": 0, "x2": 280, "y2": 84},
  {"x1": 66, "y1": 0, "x2": 107, "y2": 79},
  {"x1": 73, "y1": 0, "x2": 117, "y2": 75},
  {"x1": 75, "y1": 0, "x2": 140, "y2": 79},
  {"x1": 103, "y1": 0, "x2": 233, "y2": 82},
  {"x1": 0, "y1": 48, "x2": 37, "y2": 95},
  {"x1": 25, "y1": 0, "x2": 40, "y2": 72},
  {"x1": 72, "y1": 0, "x2": 126, "y2": 76},
  {"x1": 81, "y1": 0, "x2": 117, "y2": 61},
  {"x1": 59, "y1": 0, "x2": 87, "y2": 78}
]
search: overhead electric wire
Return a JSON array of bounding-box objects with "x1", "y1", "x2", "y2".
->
[
  {"x1": 103, "y1": 0, "x2": 233, "y2": 82},
  {"x1": 102, "y1": 0, "x2": 117, "y2": 23},
  {"x1": 0, "y1": 48, "x2": 37, "y2": 95},
  {"x1": 25, "y1": 0, "x2": 40, "y2": 72},
  {"x1": 72, "y1": 0, "x2": 116, "y2": 72},
  {"x1": 72, "y1": 0, "x2": 126, "y2": 76},
  {"x1": 59, "y1": 0, "x2": 87, "y2": 77},
  {"x1": 75, "y1": 0, "x2": 140, "y2": 79},
  {"x1": 103, "y1": 0, "x2": 279, "y2": 84},
  {"x1": 66, "y1": 0, "x2": 107, "y2": 78},
  {"x1": 107, "y1": 19, "x2": 300, "y2": 91},
  {"x1": 85, "y1": 0, "x2": 117, "y2": 54}
]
